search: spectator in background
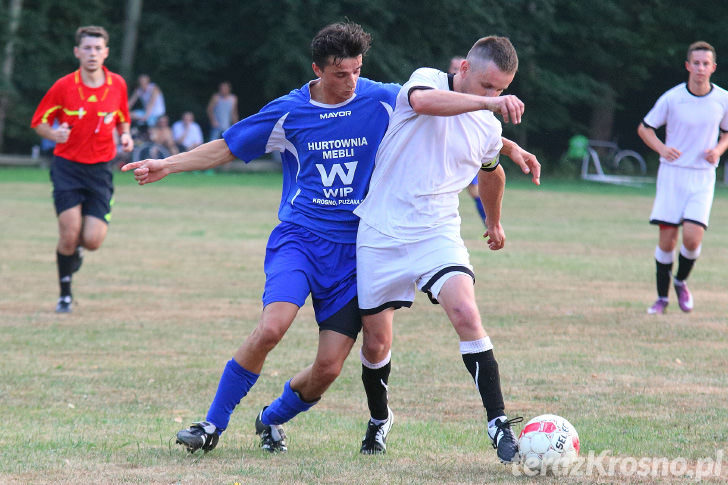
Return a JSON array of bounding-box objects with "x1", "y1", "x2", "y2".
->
[
  {"x1": 172, "y1": 111, "x2": 204, "y2": 151},
  {"x1": 128, "y1": 74, "x2": 166, "y2": 127},
  {"x1": 449, "y1": 56, "x2": 464, "y2": 75},
  {"x1": 149, "y1": 115, "x2": 179, "y2": 155},
  {"x1": 450, "y1": 55, "x2": 487, "y2": 225},
  {"x1": 207, "y1": 81, "x2": 239, "y2": 141}
]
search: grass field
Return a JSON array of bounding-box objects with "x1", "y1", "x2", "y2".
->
[{"x1": 1, "y1": 166, "x2": 727, "y2": 484}]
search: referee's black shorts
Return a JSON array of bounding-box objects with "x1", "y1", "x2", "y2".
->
[{"x1": 50, "y1": 155, "x2": 114, "y2": 223}]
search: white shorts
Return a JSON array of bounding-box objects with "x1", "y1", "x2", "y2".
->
[
  {"x1": 650, "y1": 164, "x2": 715, "y2": 228},
  {"x1": 356, "y1": 220, "x2": 474, "y2": 313}
]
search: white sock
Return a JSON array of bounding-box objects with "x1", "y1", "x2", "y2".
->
[{"x1": 488, "y1": 415, "x2": 507, "y2": 439}]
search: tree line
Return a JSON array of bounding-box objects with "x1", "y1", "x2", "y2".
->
[{"x1": 2, "y1": 0, "x2": 727, "y2": 171}]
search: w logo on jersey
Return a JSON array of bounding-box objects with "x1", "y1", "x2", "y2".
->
[{"x1": 316, "y1": 162, "x2": 358, "y2": 198}]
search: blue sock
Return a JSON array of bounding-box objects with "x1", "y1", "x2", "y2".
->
[
  {"x1": 473, "y1": 197, "x2": 486, "y2": 223},
  {"x1": 261, "y1": 380, "x2": 318, "y2": 426},
  {"x1": 205, "y1": 359, "x2": 259, "y2": 434}
]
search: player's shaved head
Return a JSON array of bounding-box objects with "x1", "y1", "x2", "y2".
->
[{"x1": 467, "y1": 36, "x2": 518, "y2": 74}]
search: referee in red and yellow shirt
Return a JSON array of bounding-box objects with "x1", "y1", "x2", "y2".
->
[{"x1": 31, "y1": 25, "x2": 133, "y2": 313}]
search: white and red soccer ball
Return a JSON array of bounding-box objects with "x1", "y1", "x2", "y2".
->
[{"x1": 518, "y1": 414, "x2": 580, "y2": 472}]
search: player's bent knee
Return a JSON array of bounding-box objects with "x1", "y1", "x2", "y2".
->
[
  {"x1": 251, "y1": 322, "x2": 288, "y2": 350},
  {"x1": 312, "y1": 361, "x2": 343, "y2": 385},
  {"x1": 447, "y1": 303, "x2": 479, "y2": 325},
  {"x1": 361, "y1": 326, "x2": 392, "y2": 353},
  {"x1": 448, "y1": 307, "x2": 483, "y2": 337},
  {"x1": 82, "y1": 239, "x2": 103, "y2": 251}
]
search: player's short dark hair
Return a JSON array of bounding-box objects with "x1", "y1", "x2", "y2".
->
[
  {"x1": 311, "y1": 21, "x2": 372, "y2": 70},
  {"x1": 467, "y1": 36, "x2": 518, "y2": 74},
  {"x1": 687, "y1": 41, "x2": 716, "y2": 63},
  {"x1": 75, "y1": 25, "x2": 109, "y2": 46}
]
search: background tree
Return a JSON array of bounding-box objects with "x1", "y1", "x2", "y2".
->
[
  {"x1": 120, "y1": 0, "x2": 142, "y2": 81},
  {"x1": 3, "y1": 0, "x2": 728, "y2": 173},
  {"x1": 0, "y1": 0, "x2": 23, "y2": 152}
]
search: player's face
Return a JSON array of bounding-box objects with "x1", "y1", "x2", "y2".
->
[
  {"x1": 461, "y1": 60, "x2": 514, "y2": 98},
  {"x1": 74, "y1": 36, "x2": 109, "y2": 73},
  {"x1": 685, "y1": 49, "x2": 716, "y2": 85},
  {"x1": 313, "y1": 55, "x2": 362, "y2": 104}
]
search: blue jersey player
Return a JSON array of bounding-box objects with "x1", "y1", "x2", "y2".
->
[{"x1": 123, "y1": 22, "x2": 399, "y2": 454}]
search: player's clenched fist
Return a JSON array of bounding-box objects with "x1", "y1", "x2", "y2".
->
[
  {"x1": 492, "y1": 95, "x2": 524, "y2": 124},
  {"x1": 484, "y1": 222, "x2": 505, "y2": 250}
]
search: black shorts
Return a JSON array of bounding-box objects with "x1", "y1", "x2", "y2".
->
[
  {"x1": 50, "y1": 156, "x2": 114, "y2": 223},
  {"x1": 319, "y1": 296, "x2": 361, "y2": 340}
]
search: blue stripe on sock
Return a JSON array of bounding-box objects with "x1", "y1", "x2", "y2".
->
[
  {"x1": 205, "y1": 359, "x2": 259, "y2": 434},
  {"x1": 474, "y1": 197, "x2": 486, "y2": 221},
  {"x1": 261, "y1": 380, "x2": 317, "y2": 426}
]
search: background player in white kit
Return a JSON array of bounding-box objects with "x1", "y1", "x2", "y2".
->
[
  {"x1": 354, "y1": 36, "x2": 540, "y2": 463},
  {"x1": 638, "y1": 41, "x2": 728, "y2": 315}
]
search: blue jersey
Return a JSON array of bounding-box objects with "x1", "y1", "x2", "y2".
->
[{"x1": 224, "y1": 77, "x2": 399, "y2": 243}]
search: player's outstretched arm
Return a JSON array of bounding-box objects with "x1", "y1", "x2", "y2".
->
[
  {"x1": 409, "y1": 88, "x2": 524, "y2": 123},
  {"x1": 121, "y1": 138, "x2": 236, "y2": 185},
  {"x1": 501, "y1": 137, "x2": 540, "y2": 185},
  {"x1": 478, "y1": 164, "x2": 506, "y2": 250}
]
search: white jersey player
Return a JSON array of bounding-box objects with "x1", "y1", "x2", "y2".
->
[
  {"x1": 353, "y1": 36, "x2": 539, "y2": 463},
  {"x1": 638, "y1": 41, "x2": 728, "y2": 315}
]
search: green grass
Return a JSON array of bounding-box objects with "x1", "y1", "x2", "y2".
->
[{"x1": 1, "y1": 167, "x2": 727, "y2": 484}]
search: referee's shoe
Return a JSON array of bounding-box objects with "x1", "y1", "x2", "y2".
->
[{"x1": 55, "y1": 296, "x2": 72, "y2": 313}]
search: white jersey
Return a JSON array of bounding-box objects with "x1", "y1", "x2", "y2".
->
[
  {"x1": 354, "y1": 68, "x2": 502, "y2": 239},
  {"x1": 643, "y1": 83, "x2": 728, "y2": 170}
]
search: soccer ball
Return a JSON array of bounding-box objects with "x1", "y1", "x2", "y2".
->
[{"x1": 518, "y1": 414, "x2": 580, "y2": 473}]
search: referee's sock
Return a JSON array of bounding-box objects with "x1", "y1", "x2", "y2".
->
[{"x1": 56, "y1": 250, "x2": 74, "y2": 298}]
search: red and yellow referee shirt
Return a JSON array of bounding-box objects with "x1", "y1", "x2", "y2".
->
[{"x1": 31, "y1": 66, "x2": 130, "y2": 164}]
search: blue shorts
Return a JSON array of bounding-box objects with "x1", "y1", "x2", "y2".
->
[
  {"x1": 50, "y1": 156, "x2": 114, "y2": 223},
  {"x1": 263, "y1": 222, "x2": 360, "y2": 337}
]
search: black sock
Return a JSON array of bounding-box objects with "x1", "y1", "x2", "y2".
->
[
  {"x1": 362, "y1": 361, "x2": 390, "y2": 421},
  {"x1": 656, "y1": 260, "x2": 673, "y2": 298},
  {"x1": 57, "y1": 251, "x2": 74, "y2": 298},
  {"x1": 675, "y1": 253, "x2": 696, "y2": 282},
  {"x1": 462, "y1": 350, "x2": 504, "y2": 422}
]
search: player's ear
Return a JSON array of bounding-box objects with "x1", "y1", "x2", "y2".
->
[
  {"x1": 312, "y1": 62, "x2": 323, "y2": 78},
  {"x1": 459, "y1": 59, "x2": 468, "y2": 74},
  {"x1": 460, "y1": 61, "x2": 470, "y2": 77}
]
